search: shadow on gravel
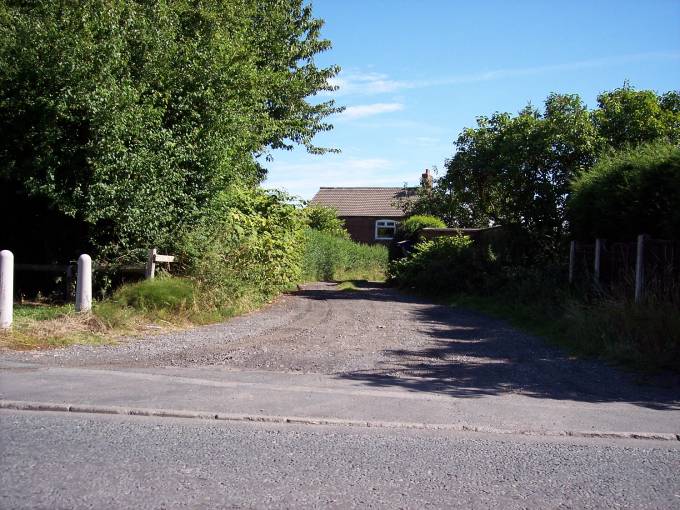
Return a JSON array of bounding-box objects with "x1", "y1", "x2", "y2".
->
[{"x1": 298, "y1": 284, "x2": 680, "y2": 411}]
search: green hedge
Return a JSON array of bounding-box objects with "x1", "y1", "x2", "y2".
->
[
  {"x1": 400, "y1": 215, "x2": 446, "y2": 240},
  {"x1": 568, "y1": 142, "x2": 680, "y2": 240},
  {"x1": 389, "y1": 235, "x2": 494, "y2": 294}
]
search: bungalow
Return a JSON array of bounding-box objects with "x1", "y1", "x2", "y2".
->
[{"x1": 310, "y1": 170, "x2": 432, "y2": 244}]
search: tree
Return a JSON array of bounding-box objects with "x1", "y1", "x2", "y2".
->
[
  {"x1": 593, "y1": 83, "x2": 680, "y2": 149},
  {"x1": 417, "y1": 85, "x2": 679, "y2": 256},
  {"x1": 430, "y1": 94, "x2": 598, "y2": 251},
  {"x1": 0, "y1": 0, "x2": 340, "y2": 260}
]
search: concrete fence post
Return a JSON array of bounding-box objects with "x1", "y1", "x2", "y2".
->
[
  {"x1": 594, "y1": 238, "x2": 603, "y2": 284},
  {"x1": 635, "y1": 234, "x2": 648, "y2": 303},
  {"x1": 145, "y1": 248, "x2": 157, "y2": 280},
  {"x1": 75, "y1": 254, "x2": 92, "y2": 312},
  {"x1": 0, "y1": 250, "x2": 13, "y2": 329},
  {"x1": 568, "y1": 241, "x2": 576, "y2": 284}
]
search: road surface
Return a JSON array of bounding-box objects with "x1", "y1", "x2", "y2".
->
[{"x1": 1, "y1": 282, "x2": 679, "y2": 508}]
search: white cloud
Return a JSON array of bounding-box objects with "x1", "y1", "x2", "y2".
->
[
  {"x1": 339, "y1": 102, "x2": 404, "y2": 120},
  {"x1": 327, "y1": 51, "x2": 680, "y2": 96},
  {"x1": 327, "y1": 72, "x2": 408, "y2": 95}
]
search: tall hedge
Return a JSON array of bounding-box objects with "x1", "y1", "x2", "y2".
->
[{"x1": 568, "y1": 142, "x2": 680, "y2": 240}]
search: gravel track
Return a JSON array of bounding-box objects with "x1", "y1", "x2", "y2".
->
[{"x1": 2, "y1": 282, "x2": 678, "y2": 407}]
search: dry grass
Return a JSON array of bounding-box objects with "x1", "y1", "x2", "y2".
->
[{"x1": 1, "y1": 312, "x2": 113, "y2": 350}]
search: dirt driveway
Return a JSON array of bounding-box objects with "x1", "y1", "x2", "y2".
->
[{"x1": 4, "y1": 282, "x2": 679, "y2": 409}]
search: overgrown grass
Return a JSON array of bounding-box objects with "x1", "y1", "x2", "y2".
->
[
  {"x1": 302, "y1": 229, "x2": 388, "y2": 282},
  {"x1": 448, "y1": 290, "x2": 680, "y2": 373},
  {"x1": 0, "y1": 276, "x2": 263, "y2": 350},
  {"x1": 335, "y1": 280, "x2": 367, "y2": 292}
]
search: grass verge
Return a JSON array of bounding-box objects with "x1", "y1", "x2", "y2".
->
[
  {"x1": 0, "y1": 276, "x2": 272, "y2": 351},
  {"x1": 448, "y1": 292, "x2": 680, "y2": 373}
]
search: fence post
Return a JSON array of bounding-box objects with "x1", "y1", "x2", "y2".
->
[
  {"x1": 75, "y1": 254, "x2": 92, "y2": 312},
  {"x1": 569, "y1": 241, "x2": 576, "y2": 284},
  {"x1": 145, "y1": 248, "x2": 157, "y2": 280},
  {"x1": 594, "y1": 238, "x2": 603, "y2": 284},
  {"x1": 635, "y1": 234, "x2": 648, "y2": 303},
  {"x1": 0, "y1": 250, "x2": 13, "y2": 329}
]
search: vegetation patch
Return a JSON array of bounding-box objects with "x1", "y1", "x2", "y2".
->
[
  {"x1": 302, "y1": 229, "x2": 388, "y2": 282},
  {"x1": 449, "y1": 292, "x2": 680, "y2": 373}
]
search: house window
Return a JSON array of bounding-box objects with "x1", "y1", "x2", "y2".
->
[{"x1": 375, "y1": 219, "x2": 397, "y2": 240}]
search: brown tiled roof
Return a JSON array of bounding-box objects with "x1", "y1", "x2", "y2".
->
[{"x1": 310, "y1": 187, "x2": 415, "y2": 217}]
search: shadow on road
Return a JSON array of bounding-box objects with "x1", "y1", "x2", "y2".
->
[{"x1": 297, "y1": 284, "x2": 680, "y2": 411}]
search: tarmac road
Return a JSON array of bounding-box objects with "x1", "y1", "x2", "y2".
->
[{"x1": 2, "y1": 410, "x2": 679, "y2": 510}]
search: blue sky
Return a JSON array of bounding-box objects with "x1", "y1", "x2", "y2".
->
[{"x1": 263, "y1": 0, "x2": 680, "y2": 200}]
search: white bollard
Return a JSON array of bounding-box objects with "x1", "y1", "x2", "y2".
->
[
  {"x1": 75, "y1": 254, "x2": 92, "y2": 312},
  {"x1": 0, "y1": 250, "x2": 13, "y2": 329}
]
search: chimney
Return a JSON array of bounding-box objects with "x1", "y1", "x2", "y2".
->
[{"x1": 420, "y1": 168, "x2": 433, "y2": 190}]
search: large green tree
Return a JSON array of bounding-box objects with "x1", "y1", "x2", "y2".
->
[
  {"x1": 415, "y1": 85, "x2": 679, "y2": 254},
  {"x1": 0, "y1": 0, "x2": 340, "y2": 259}
]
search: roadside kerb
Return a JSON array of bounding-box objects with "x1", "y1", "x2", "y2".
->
[{"x1": 2, "y1": 400, "x2": 678, "y2": 443}]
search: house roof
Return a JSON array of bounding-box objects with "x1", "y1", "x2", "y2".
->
[{"x1": 310, "y1": 187, "x2": 415, "y2": 217}]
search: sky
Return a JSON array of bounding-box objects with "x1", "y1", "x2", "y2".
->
[{"x1": 263, "y1": 0, "x2": 680, "y2": 200}]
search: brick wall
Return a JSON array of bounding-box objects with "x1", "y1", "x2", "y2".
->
[{"x1": 341, "y1": 216, "x2": 403, "y2": 245}]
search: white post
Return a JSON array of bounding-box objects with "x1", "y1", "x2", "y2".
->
[
  {"x1": 594, "y1": 238, "x2": 603, "y2": 284},
  {"x1": 145, "y1": 248, "x2": 157, "y2": 280},
  {"x1": 569, "y1": 241, "x2": 576, "y2": 284},
  {"x1": 75, "y1": 254, "x2": 92, "y2": 312},
  {"x1": 0, "y1": 250, "x2": 13, "y2": 329},
  {"x1": 635, "y1": 234, "x2": 647, "y2": 303}
]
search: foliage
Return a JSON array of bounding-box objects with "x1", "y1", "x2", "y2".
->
[
  {"x1": 112, "y1": 277, "x2": 195, "y2": 312},
  {"x1": 400, "y1": 215, "x2": 446, "y2": 240},
  {"x1": 176, "y1": 187, "x2": 305, "y2": 310},
  {"x1": 0, "y1": 0, "x2": 340, "y2": 260},
  {"x1": 389, "y1": 236, "x2": 495, "y2": 294},
  {"x1": 413, "y1": 85, "x2": 679, "y2": 256},
  {"x1": 303, "y1": 205, "x2": 349, "y2": 239},
  {"x1": 562, "y1": 298, "x2": 680, "y2": 371},
  {"x1": 593, "y1": 84, "x2": 680, "y2": 149},
  {"x1": 568, "y1": 141, "x2": 680, "y2": 240},
  {"x1": 302, "y1": 229, "x2": 388, "y2": 282}
]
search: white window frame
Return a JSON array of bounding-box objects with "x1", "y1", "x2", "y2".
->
[{"x1": 375, "y1": 219, "x2": 397, "y2": 240}]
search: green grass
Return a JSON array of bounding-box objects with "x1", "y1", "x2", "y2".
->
[
  {"x1": 336, "y1": 280, "x2": 366, "y2": 292},
  {"x1": 447, "y1": 292, "x2": 680, "y2": 373},
  {"x1": 302, "y1": 229, "x2": 388, "y2": 282},
  {"x1": 13, "y1": 303, "x2": 74, "y2": 323},
  {"x1": 1, "y1": 276, "x2": 277, "y2": 351}
]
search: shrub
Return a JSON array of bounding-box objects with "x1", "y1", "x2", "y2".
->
[
  {"x1": 302, "y1": 229, "x2": 388, "y2": 282},
  {"x1": 112, "y1": 277, "x2": 195, "y2": 313},
  {"x1": 389, "y1": 235, "x2": 493, "y2": 293},
  {"x1": 303, "y1": 205, "x2": 349, "y2": 239},
  {"x1": 400, "y1": 215, "x2": 446, "y2": 240},
  {"x1": 568, "y1": 142, "x2": 680, "y2": 240},
  {"x1": 176, "y1": 187, "x2": 305, "y2": 312}
]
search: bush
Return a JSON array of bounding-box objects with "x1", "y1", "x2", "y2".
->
[
  {"x1": 389, "y1": 235, "x2": 493, "y2": 293},
  {"x1": 303, "y1": 205, "x2": 349, "y2": 239},
  {"x1": 400, "y1": 215, "x2": 446, "y2": 240},
  {"x1": 302, "y1": 229, "x2": 388, "y2": 282},
  {"x1": 112, "y1": 277, "x2": 195, "y2": 313},
  {"x1": 176, "y1": 187, "x2": 304, "y2": 312},
  {"x1": 568, "y1": 142, "x2": 680, "y2": 240}
]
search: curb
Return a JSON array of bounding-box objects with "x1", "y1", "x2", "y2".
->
[{"x1": 1, "y1": 400, "x2": 678, "y2": 442}]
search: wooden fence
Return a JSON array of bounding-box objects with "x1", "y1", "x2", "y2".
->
[{"x1": 569, "y1": 235, "x2": 679, "y2": 302}]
